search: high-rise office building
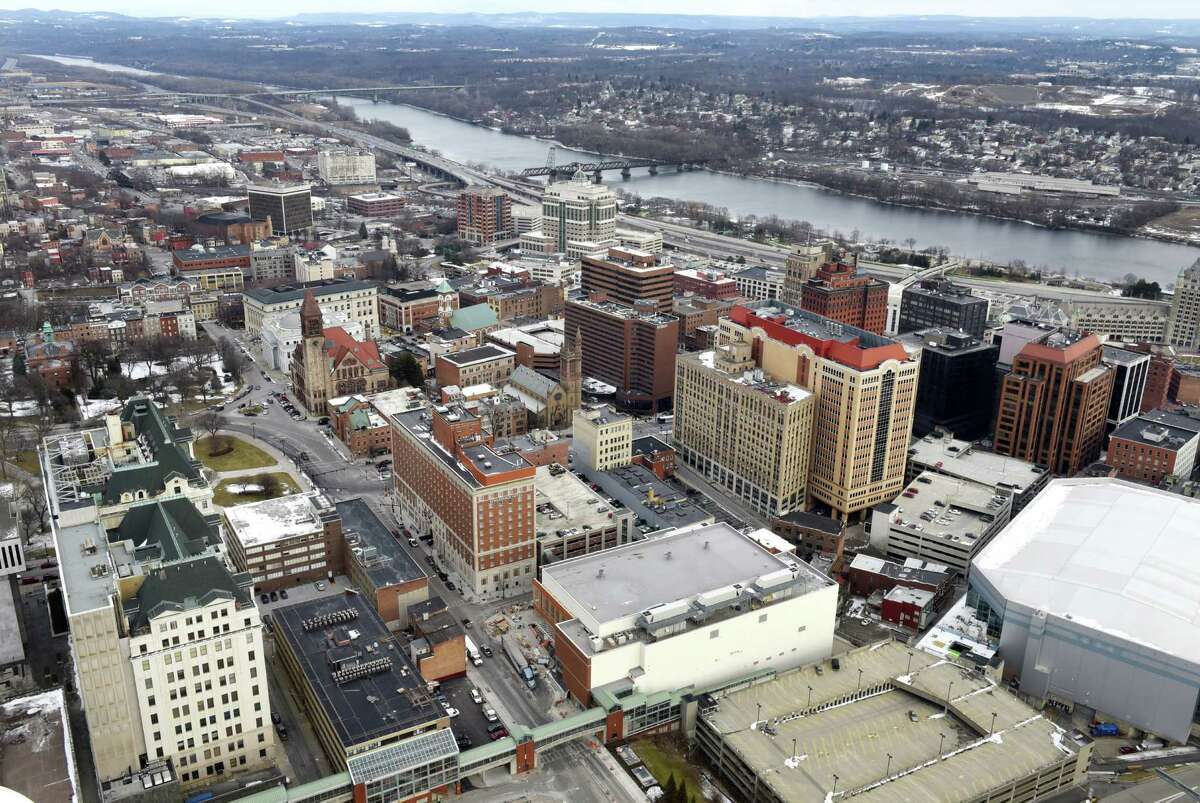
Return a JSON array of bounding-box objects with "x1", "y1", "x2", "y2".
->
[
  {"x1": 898, "y1": 279, "x2": 988, "y2": 338},
  {"x1": 901, "y1": 328, "x2": 999, "y2": 441},
  {"x1": 580, "y1": 247, "x2": 674, "y2": 314},
  {"x1": 41, "y1": 399, "x2": 273, "y2": 794},
  {"x1": 564, "y1": 296, "x2": 678, "y2": 412},
  {"x1": 721, "y1": 302, "x2": 919, "y2": 520},
  {"x1": 316, "y1": 149, "x2": 376, "y2": 186},
  {"x1": 1168, "y1": 258, "x2": 1200, "y2": 350},
  {"x1": 519, "y1": 172, "x2": 617, "y2": 258},
  {"x1": 799, "y1": 261, "x2": 888, "y2": 335},
  {"x1": 247, "y1": 184, "x2": 313, "y2": 236},
  {"x1": 674, "y1": 343, "x2": 814, "y2": 519},
  {"x1": 781, "y1": 240, "x2": 836, "y2": 306},
  {"x1": 1101, "y1": 344, "x2": 1151, "y2": 431},
  {"x1": 457, "y1": 186, "x2": 513, "y2": 246},
  {"x1": 994, "y1": 331, "x2": 1114, "y2": 476}
]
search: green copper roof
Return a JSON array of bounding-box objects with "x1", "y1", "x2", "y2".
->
[{"x1": 449, "y1": 303, "x2": 498, "y2": 332}]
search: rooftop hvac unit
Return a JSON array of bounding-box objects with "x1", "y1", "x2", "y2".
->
[
  {"x1": 641, "y1": 598, "x2": 690, "y2": 624},
  {"x1": 754, "y1": 568, "x2": 796, "y2": 593},
  {"x1": 332, "y1": 657, "x2": 393, "y2": 685},
  {"x1": 302, "y1": 607, "x2": 360, "y2": 632},
  {"x1": 696, "y1": 584, "x2": 740, "y2": 609}
]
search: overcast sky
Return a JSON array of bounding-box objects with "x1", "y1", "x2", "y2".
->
[{"x1": 1, "y1": 1, "x2": 1197, "y2": 19}]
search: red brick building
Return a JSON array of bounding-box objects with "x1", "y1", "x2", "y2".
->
[
  {"x1": 347, "y1": 192, "x2": 405, "y2": 217},
  {"x1": 673, "y1": 268, "x2": 738, "y2": 300},
  {"x1": 328, "y1": 395, "x2": 392, "y2": 457},
  {"x1": 391, "y1": 403, "x2": 537, "y2": 600},
  {"x1": 1105, "y1": 411, "x2": 1200, "y2": 486},
  {"x1": 799, "y1": 262, "x2": 888, "y2": 335}
]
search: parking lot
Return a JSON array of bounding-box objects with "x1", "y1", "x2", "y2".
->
[{"x1": 439, "y1": 674, "x2": 506, "y2": 750}]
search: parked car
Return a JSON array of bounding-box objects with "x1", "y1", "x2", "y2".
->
[
  {"x1": 271, "y1": 712, "x2": 283, "y2": 725},
  {"x1": 279, "y1": 589, "x2": 288, "y2": 599},
  {"x1": 462, "y1": 618, "x2": 472, "y2": 628},
  {"x1": 482, "y1": 646, "x2": 494, "y2": 658},
  {"x1": 445, "y1": 581, "x2": 456, "y2": 591},
  {"x1": 275, "y1": 724, "x2": 288, "y2": 741},
  {"x1": 269, "y1": 591, "x2": 278, "y2": 602},
  {"x1": 470, "y1": 689, "x2": 483, "y2": 704},
  {"x1": 484, "y1": 708, "x2": 498, "y2": 723},
  {"x1": 260, "y1": 594, "x2": 269, "y2": 604},
  {"x1": 315, "y1": 581, "x2": 326, "y2": 591},
  {"x1": 443, "y1": 706, "x2": 460, "y2": 718}
]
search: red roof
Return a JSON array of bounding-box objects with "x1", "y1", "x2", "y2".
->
[
  {"x1": 1017, "y1": 334, "x2": 1101, "y2": 366},
  {"x1": 322, "y1": 327, "x2": 385, "y2": 371},
  {"x1": 238, "y1": 150, "x2": 285, "y2": 163},
  {"x1": 730, "y1": 306, "x2": 910, "y2": 371}
]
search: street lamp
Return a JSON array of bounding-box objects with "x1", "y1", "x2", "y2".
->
[
  {"x1": 906, "y1": 650, "x2": 914, "y2": 676},
  {"x1": 885, "y1": 752, "x2": 892, "y2": 779},
  {"x1": 807, "y1": 685, "x2": 814, "y2": 710},
  {"x1": 944, "y1": 681, "x2": 954, "y2": 714},
  {"x1": 989, "y1": 712, "x2": 997, "y2": 736},
  {"x1": 831, "y1": 774, "x2": 839, "y2": 795},
  {"x1": 857, "y1": 667, "x2": 863, "y2": 693},
  {"x1": 792, "y1": 738, "x2": 798, "y2": 762},
  {"x1": 756, "y1": 702, "x2": 762, "y2": 728},
  {"x1": 938, "y1": 732, "x2": 946, "y2": 759}
]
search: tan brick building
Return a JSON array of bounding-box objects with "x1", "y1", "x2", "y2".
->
[{"x1": 721, "y1": 303, "x2": 919, "y2": 521}]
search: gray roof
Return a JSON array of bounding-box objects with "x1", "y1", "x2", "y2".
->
[
  {"x1": 507, "y1": 364, "x2": 557, "y2": 397},
  {"x1": 335, "y1": 498, "x2": 426, "y2": 589},
  {"x1": 1110, "y1": 411, "x2": 1200, "y2": 449},
  {"x1": 542, "y1": 521, "x2": 823, "y2": 626},
  {"x1": 244, "y1": 279, "x2": 377, "y2": 305},
  {"x1": 272, "y1": 594, "x2": 442, "y2": 750}
]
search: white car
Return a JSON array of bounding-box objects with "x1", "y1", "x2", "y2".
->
[
  {"x1": 443, "y1": 706, "x2": 460, "y2": 718},
  {"x1": 470, "y1": 688, "x2": 483, "y2": 704},
  {"x1": 484, "y1": 708, "x2": 498, "y2": 722},
  {"x1": 315, "y1": 581, "x2": 326, "y2": 591}
]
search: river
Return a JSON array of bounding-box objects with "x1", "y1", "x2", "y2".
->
[
  {"x1": 334, "y1": 96, "x2": 1200, "y2": 286},
  {"x1": 26, "y1": 54, "x2": 163, "y2": 77}
]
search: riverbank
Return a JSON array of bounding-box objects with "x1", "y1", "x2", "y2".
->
[{"x1": 392, "y1": 97, "x2": 1191, "y2": 251}]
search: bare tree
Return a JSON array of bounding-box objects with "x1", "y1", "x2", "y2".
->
[
  {"x1": 16, "y1": 477, "x2": 48, "y2": 542},
  {"x1": 198, "y1": 410, "x2": 224, "y2": 441},
  {"x1": 0, "y1": 414, "x2": 21, "y2": 479}
]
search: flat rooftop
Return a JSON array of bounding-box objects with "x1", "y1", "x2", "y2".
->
[
  {"x1": 335, "y1": 498, "x2": 426, "y2": 589},
  {"x1": 1110, "y1": 411, "x2": 1200, "y2": 449},
  {"x1": 273, "y1": 594, "x2": 442, "y2": 750},
  {"x1": 224, "y1": 493, "x2": 330, "y2": 548},
  {"x1": 438, "y1": 344, "x2": 513, "y2": 366},
  {"x1": 972, "y1": 478, "x2": 1200, "y2": 667},
  {"x1": 535, "y1": 465, "x2": 625, "y2": 537},
  {"x1": 488, "y1": 323, "x2": 564, "y2": 355},
  {"x1": 909, "y1": 433, "x2": 1048, "y2": 494},
  {"x1": 393, "y1": 407, "x2": 530, "y2": 485},
  {"x1": 0, "y1": 689, "x2": 79, "y2": 803},
  {"x1": 702, "y1": 640, "x2": 1083, "y2": 802},
  {"x1": 542, "y1": 521, "x2": 828, "y2": 627},
  {"x1": 694, "y1": 351, "x2": 811, "y2": 404},
  {"x1": 883, "y1": 471, "x2": 1009, "y2": 549},
  {"x1": 588, "y1": 462, "x2": 710, "y2": 533},
  {"x1": 742, "y1": 300, "x2": 896, "y2": 349},
  {"x1": 54, "y1": 518, "x2": 114, "y2": 615}
]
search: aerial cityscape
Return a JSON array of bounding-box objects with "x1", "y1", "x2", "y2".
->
[{"x1": 1, "y1": 5, "x2": 1200, "y2": 803}]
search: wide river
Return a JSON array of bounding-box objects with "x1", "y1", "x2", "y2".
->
[{"x1": 335, "y1": 96, "x2": 1200, "y2": 286}]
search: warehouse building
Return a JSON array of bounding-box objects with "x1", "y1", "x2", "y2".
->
[
  {"x1": 695, "y1": 640, "x2": 1092, "y2": 803},
  {"x1": 969, "y1": 478, "x2": 1200, "y2": 743},
  {"x1": 534, "y1": 521, "x2": 837, "y2": 705}
]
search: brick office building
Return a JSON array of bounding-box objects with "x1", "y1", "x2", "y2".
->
[
  {"x1": 994, "y1": 332, "x2": 1114, "y2": 477},
  {"x1": 457, "y1": 186, "x2": 513, "y2": 246},
  {"x1": 564, "y1": 296, "x2": 678, "y2": 413},
  {"x1": 1106, "y1": 411, "x2": 1200, "y2": 486},
  {"x1": 391, "y1": 403, "x2": 537, "y2": 600},
  {"x1": 800, "y1": 261, "x2": 888, "y2": 335}
]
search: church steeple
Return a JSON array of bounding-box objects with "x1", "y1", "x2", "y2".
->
[
  {"x1": 300, "y1": 289, "x2": 323, "y2": 339},
  {"x1": 561, "y1": 325, "x2": 582, "y2": 413}
]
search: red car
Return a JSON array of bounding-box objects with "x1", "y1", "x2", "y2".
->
[{"x1": 488, "y1": 728, "x2": 509, "y2": 741}]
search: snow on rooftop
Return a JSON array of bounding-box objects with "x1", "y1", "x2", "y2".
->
[
  {"x1": 224, "y1": 493, "x2": 323, "y2": 547},
  {"x1": 972, "y1": 478, "x2": 1200, "y2": 665}
]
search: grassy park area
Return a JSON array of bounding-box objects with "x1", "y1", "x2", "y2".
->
[
  {"x1": 196, "y1": 435, "x2": 275, "y2": 472},
  {"x1": 212, "y1": 472, "x2": 300, "y2": 508}
]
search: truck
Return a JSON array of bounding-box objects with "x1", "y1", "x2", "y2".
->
[
  {"x1": 503, "y1": 634, "x2": 537, "y2": 690},
  {"x1": 464, "y1": 635, "x2": 483, "y2": 667}
]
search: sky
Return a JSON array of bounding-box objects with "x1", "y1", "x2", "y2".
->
[{"x1": 1, "y1": 1, "x2": 1197, "y2": 19}]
